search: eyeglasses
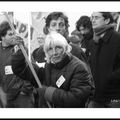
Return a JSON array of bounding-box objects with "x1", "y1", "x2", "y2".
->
[{"x1": 91, "y1": 16, "x2": 104, "y2": 20}]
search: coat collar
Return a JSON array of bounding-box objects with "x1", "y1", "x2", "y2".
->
[
  {"x1": 49, "y1": 53, "x2": 71, "y2": 69},
  {"x1": 0, "y1": 42, "x2": 14, "y2": 49},
  {"x1": 100, "y1": 28, "x2": 113, "y2": 43}
]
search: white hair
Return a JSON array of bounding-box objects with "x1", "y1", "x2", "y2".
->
[{"x1": 44, "y1": 31, "x2": 72, "y2": 63}]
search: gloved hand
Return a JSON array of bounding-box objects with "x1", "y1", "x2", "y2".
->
[
  {"x1": 21, "y1": 81, "x2": 33, "y2": 95},
  {"x1": 0, "y1": 87, "x2": 7, "y2": 108},
  {"x1": 36, "y1": 85, "x2": 49, "y2": 108}
]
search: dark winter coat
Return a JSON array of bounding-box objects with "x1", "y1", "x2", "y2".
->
[
  {"x1": 89, "y1": 28, "x2": 120, "y2": 103},
  {"x1": 70, "y1": 43, "x2": 89, "y2": 64},
  {"x1": 12, "y1": 50, "x2": 94, "y2": 108},
  {"x1": 0, "y1": 43, "x2": 33, "y2": 100},
  {"x1": 32, "y1": 46, "x2": 45, "y2": 63}
]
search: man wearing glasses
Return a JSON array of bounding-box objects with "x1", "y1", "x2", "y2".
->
[{"x1": 88, "y1": 12, "x2": 120, "y2": 108}]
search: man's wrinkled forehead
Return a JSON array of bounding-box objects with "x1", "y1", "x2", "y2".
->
[
  {"x1": 50, "y1": 17, "x2": 65, "y2": 22},
  {"x1": 91, "y1": 12, "x2": 103, "y2": 17}
]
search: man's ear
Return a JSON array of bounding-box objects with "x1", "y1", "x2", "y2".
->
[{"x1": 105, "y1": 18, "x2": 110, "y2": 25}]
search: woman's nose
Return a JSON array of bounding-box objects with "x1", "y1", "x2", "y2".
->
[
  {"x1": 55, "y1": 25, "x2": 61, "y2": 31},
  {"x1": 80, "y1": 30, "x2": 85, "y2": 35},
  {"x1": 52, "y1": 48, "x2": 58, "y2": 55}
]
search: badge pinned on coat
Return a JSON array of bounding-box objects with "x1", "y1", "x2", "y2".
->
[
  {"x1": 5, "y1": 65, "x2": 13, "y2": 75},
  {"x1": 56, "y1": 75, "x2": 65, "y2": 88}
]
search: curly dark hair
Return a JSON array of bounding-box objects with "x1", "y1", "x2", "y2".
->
[
  {"x1": 0, "y1": 21, "x2": 11, "y2": 40},
  {"x1": 44, "y1": 12, "x2": 69, "y2": 35},
  {"x1": 0, "y1": 21, "x2": 16, "y2": 41},
  {"x1": 76, "y1": 16, "x2": 93, "y2": 31}
]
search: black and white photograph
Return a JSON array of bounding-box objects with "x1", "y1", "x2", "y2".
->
[{"x1": 0, "y1": 1, "x2": 120, "y2": 119}]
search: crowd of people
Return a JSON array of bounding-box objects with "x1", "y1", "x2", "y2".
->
[{"x1": 0, "y1": 11, "x2": 120, "y2": 108}]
